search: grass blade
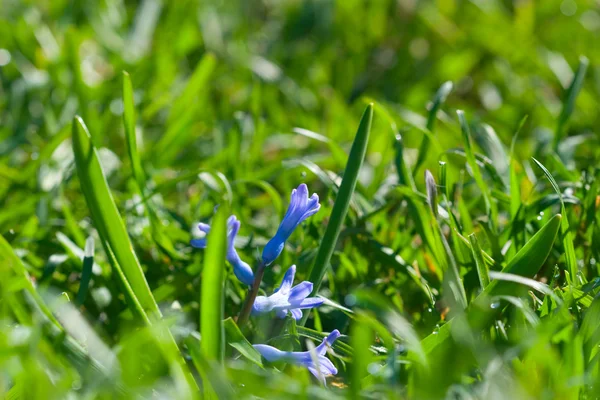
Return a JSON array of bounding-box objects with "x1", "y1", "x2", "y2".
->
[
  {"x1": 304, "y1": 104, "x2": 373, "y2": 311},
  {"x1": 72, "y1": 116, "x2": 197, "y2": 393},
  {"x1": 75, "y1": 236, "x2": 95, "y2": 306},
  {"x1": 468, "y1": 233, "x2": 490, "y2": 290},
  {"x1": 532, "y1": 157, "x2": 577, "y2": 280},
  {"x1": 122, "y1": 71, "x2": 186, "y2": 261},
  {"x1": 223, "y1": 317, "x2": 263, "y2": 367},
  {"x1": 122, "y1": 71, "x2": 145, "y2": 190},
  {"x1": 200, "y1": 205, "x2": 228, "y2": 398},
  {"x1": 72, "y1": 116, "x2": 159, "y2": 316},
  {"x1": 200, "y1": 205, "x2": 228, "y2": 363}
]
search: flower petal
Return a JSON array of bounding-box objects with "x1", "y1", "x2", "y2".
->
[
  {"x1": 190, "y1": 238, "x2": 207, "y2": 248},
  {"x1": 288, "y1": 281, "x2": 313, "y2": 304},
  {"x1": 307, "y1": 366, "x2": 327, "y2": 386},
  {"x1": 253, "y1": 344, "x2": 285, "y2": 362},
  {"x1": 317, "y1": 356, "x2": 337, "y2": 376},
  {"x1": 316, "y1": 330, "x2": 341, "y2": 355},
  {"x1": 290, "y1": 308, "x2": 303, "y2": 320},
  {"x1": 296, "y1": 297, "x2": 324, "y2": 309},
  {"x1": 198, "y1": 223, "x2": 211, "y2": 234},
  {"x1": 275, "y1": 265, "x2": 296, "y2": 294},
  {"x1": 252, "y1": 296, "x2": 274, "y2": 314}
]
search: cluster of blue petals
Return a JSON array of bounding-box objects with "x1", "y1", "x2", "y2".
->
[
  {"x1": 191, "y1": 184, "x2": 340, "y2": 383},
  {"x1": 253, "y1": 330, "x2": 341, "y2": 385}
]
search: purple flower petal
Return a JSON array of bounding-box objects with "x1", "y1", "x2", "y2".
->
[
  {"x1": 297, "y1": 297, "x2": 324, "y2": 309},
  {"x1": 288, "y1": 281, "x2": 313, "y2": 304},
  {"x1": 290, "y1": 308, "x2": 303, "y2": 320},
  {"x1": 253, "y1": 344, "x2": 285, "y2": 362}
]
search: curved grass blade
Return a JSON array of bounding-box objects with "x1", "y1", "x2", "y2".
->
[
  {"x1": 72, "y1": 116, "x2": 197, "y2": 393},
  {"x1": 304, "y1": 104, "x2": 373, "y2": 309},
  {"x1": 224, "y1": 317, "x2": 263, "y2": 367},
  {"x1": 72, "y1": 116, "x2": 159, "y2": 316},
  {"x1": 532, "y1": 157, "x2": 577, "y2": 280}
]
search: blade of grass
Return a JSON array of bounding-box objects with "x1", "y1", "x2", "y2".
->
[
  {"x1": 75, "y1": 237, "x2": 94, "y2": 306},
  {"x1": 468, "y1": 233, "x2": 490, "y2": 290},
  {"x1": 122, "y1": 71, "x2": 186, "y2": 261},
  {"x1": 532, "y1": 157, "x2": 577, "y2": 281},
  {"x1": 122, "y1": 71, "x2": 145, "y2": 190},
  {"x1": 71, "y1": 116, "x2": 197, "y2": 393},
  {"x1": 223, "y1": 317, "x2": 263, "y2": 367},
  {"x1": 72, "y1": 116, "x2": 159, "y2": 316},
  {"x1": 200, "y1": 205, "x2": 228, "y2": 398},
  {"x1": 301, "y1": 103, "x2": 373, "y2": 325},
  {"x1": 200, "y1": 204, "x2": 228, "y2": 362}
]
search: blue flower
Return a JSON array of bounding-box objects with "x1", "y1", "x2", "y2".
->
[
  {"x1": 253, "y1": 329, "x2": 341, "y2": 385},
  {"x1": 190, "y1": 215, "x2": 255, "y2": 286},
  {"x1": 252, "y1": 265, "x2": 323, "y2": 320},
  {"x1": 262, "y1": 184, "x2": 320, "y2": 266}
]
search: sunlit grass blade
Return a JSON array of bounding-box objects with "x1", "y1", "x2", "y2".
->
[
  {"x1": 424, "y1": 170, "x2": 438, "y2": 218},
  {"x1": 532, "y1": 157, "x2": 577, "y2": 280},
  {"x1": 200, "y1": 205, "x2": 228, "y2": 361},
  {"x1": 224, "y1": 318, "x2": 263, "y2": 367},
  {"x1": 122, "y1": 71, "x2": 186, "y2": 261},
  {"x1": 303, "y1": 103, "x2": 373, "y2": 317},
  {"x1": 350, "y1": 312, "x2": 373, "y2": 397},
  {"x1": 553, "y1": 56, "x2": 589, "y2": 150},
  {"x1": 200, "y1": 205, "x2": 228, "y2": 397},
  {"x1": 72, "y1": 116, "x2": 159, "y2": 316},
  {"x1": 71, "y1": 116, "x2": 197, "y2": 393},
  {"x1": 122, "y1": 71, "x2": 145, "y2": 190}
]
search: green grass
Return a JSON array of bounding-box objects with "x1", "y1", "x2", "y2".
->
[{"x1": 1, "y1": 1, "x2": 600, "y2": 398}]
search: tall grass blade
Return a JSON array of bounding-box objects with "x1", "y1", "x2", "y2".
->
[
  {"x1": 72, "y1": 116, "x2": 159, "y2": 316},
  {"x1": 532, "y1": 157, "x2": 577, "y2": 280},
  {"x1": 200, "y1": 205, "x2": 228, "y2": 397},
  {"x1": 304, "y1": 104, "x2": 373, "y2": 316}
]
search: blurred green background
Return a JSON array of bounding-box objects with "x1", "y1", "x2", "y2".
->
[{"x1": 1, "y1": 0, "x2": 600, "y2": 398}]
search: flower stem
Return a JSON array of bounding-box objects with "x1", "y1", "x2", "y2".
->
[{"x1": 237, "y1": 261, "x2": 265, "y2": 327}]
